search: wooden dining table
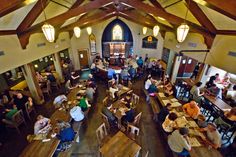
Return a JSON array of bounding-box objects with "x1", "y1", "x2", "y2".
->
[
  {"x1": 204, "y1": 94, "x2": 232, "y2": 110},
  {"x1": 99, "y1": 131, "x2": 141, "y2": 157},
  {"x1": 19, "y1": 85, "x2": 86, "y2": 157}
]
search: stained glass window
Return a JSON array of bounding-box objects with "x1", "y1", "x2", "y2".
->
[{"x1": 112, "y1": 24, "x2": 123, "y2": 40}]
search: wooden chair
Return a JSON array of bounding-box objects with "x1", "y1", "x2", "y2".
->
[
  {"x1": 102, "y1": 96, "x2": 108, "y2": 106},
  {"x1": 2, "y1": 110, "x2": 26, "y2": 134},
  {"x1": 131, "y1": 93, "x2": 140, "y2": 107},
  {"x1": 25, "y1": 102, "x2": 36, "y2": 120},
  {"x1": 129, "y1": 112, "x2": 142, "y2": 127},
  {"x1": 96, "y1": 123, "x2": 109, "y2": 146},
  {"x1": 41, "y1": 80, "x2": 51, "y2": 97},
  {"x1": 127, "y1": 124, "x2": 140, "y2": 140},
  {"x1": 100, "y1": 112, "x2": 111, "y2": 132}
]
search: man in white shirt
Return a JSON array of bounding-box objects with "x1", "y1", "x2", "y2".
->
[
  {"x1": 34, "y1": 115, "x2": 51, "y2": 135},
  {"x1": 145, "y1": 75, "x2": 152, "y2": 90},
  {"x1": 168, "y1": 127, "x2": 191, "y2": 156}
]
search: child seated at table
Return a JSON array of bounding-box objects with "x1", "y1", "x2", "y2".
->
[{"x1": 76, "y1": 93, "x2": 91, "y2": 112}]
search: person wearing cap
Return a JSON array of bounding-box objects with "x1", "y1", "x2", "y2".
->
[
  {"x1": 168, "y1": 127, "x2": 191, "y2": 156},
  {"x1": 199, "y1": 123, "x2": 221, "y2": 149}
]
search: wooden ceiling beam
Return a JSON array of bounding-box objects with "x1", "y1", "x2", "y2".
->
[
  {"x1": 0, "y1": 30, "x2": 17, "y2": 35},
  {"x1": 61, "y1": 9, "x2": 116, "y2": 31},
  {"x1": 186, "y1": 0, "x2": 217, "y2": 33},
  {"x1": 22, "y1": 0, "x2": 113, "y2": 34},
  {"x1": 216, "y1": 30, "x2": 236, "y2": 36},
  {"x1": 0, "y1": 0, "x2": 26, "y2": 17},
  {"x1": 121, "y1": 10, "x2": 173, "y2": 31},
  {"x1": 17, "y1": 0, "x2": 49, "y2": 32},
  {"x1": 204, "y1": 0, "x2": 236, "y2": 21},
  {"x1": 122, "y1": 0, "x2": 215, "y2": 48}
]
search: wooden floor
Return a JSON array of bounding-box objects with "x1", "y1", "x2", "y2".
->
[{"x1": 0, "y1": 75, "x2": 173, "y2": 157}]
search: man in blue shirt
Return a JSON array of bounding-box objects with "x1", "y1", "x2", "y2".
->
[
  {"x1": 137, "y1": 57, "x2": 144, "y2": 68},
  {"x1": 107, "y1": 68, "x2": 116, "y2": 80}
]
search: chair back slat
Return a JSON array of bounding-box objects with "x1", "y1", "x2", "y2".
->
[
  {"x1": 12, "y1": 110, "x2": 24, "y2": 124},
  {"x1": 127, "y1": 124, "x2": 139, "y2": 140},
  {"x1": 101, "y1": 113, "x2": 110, "y2": 131},
  {"x1": 96, "y1": 123, "x2": 108, "y2": 145},
  {"x1": 133, "y1": 112, "x2": 142, "y2": 126}
]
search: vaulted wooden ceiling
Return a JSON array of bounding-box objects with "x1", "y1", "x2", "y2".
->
[{"x1": 0, "y1": 0, "x2": 236, "y2": 49}]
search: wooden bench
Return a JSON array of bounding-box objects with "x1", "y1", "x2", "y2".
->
[{"x1": 142, "y1": 89, "x2": 160, "y2": 121}]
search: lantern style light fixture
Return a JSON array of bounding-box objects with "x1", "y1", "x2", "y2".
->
[
  {"x1": 41, "y1": 0, "x2": 55, "y2": 42},
  {"x1": 142, "y1": 27, "x2": 147, "y2": 35},
  {"x1": 177, "y1": 0, "x2": 190, "y2": 43},
  {"x1": 73, "y1": 26, "x2": 81, "y2": 38},
  {"x1": 87, "y1": 27, "x2": 92, "y2": 35},
  {"x1": 42, "y1": 24, "x2": 55, "y2": 42},
  {"x1": 153, "y1": 25, "x2": 160, "y2": 37},
  {"x1": 177, "y1": 24, "x2": 189, "y2": 42}
]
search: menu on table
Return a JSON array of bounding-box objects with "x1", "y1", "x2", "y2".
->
[
  {"x1": 158, "y1": 92, "x2": 166, "y2": 98},
  {"x1": 188, "y1": 137, "x2": 202, "y2": 147}
]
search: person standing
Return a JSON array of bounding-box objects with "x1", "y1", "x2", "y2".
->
[{"x1": 190, "y1": 63, "x2": 201, "y2": 80}]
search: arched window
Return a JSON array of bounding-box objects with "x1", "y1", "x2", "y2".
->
[{"x1": 112, "y1": 24, "x2": 123, "y2": 40}]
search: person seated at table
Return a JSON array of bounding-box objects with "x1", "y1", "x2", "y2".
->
[
  {"x1": 88, "y1": 74, "x2": 95, "y2": 83},
  {"x1": 158, "y1": 103, "x2": 172, "y2": 123},
  {"x1": 109, "y1": 84, "x2": 119, "y2": 99},
  {"x1": 196, "y1": 114, "x2": 207, "y2": 128},
  {"x1": 164, "y1": 78, "x2": 174, "y2": 96},
  {"x1": 199, "y1": 123, "x2": 221, "y2": 149},
  {"x1": 107, "y1": 67, "x2": 116, "y2": 80},
  {"x1": 206, "y1": 75, "x2": 217, "y2": 88},
  {"x1": 53, "y1": 95, "x2": 68, "y2": 108},
  {"x1": 137, "y1": 56, "x2": 144, "y2": 68},
  {"x1": 86, "y1": 84, "x2": 96, "y2": 104},
  {"x1": 70, "y1": 71, "x2": 80, "y2": 86},
  {"x1": 121, "y1": 93, "x2": 132, "y2": 108},
  {"x1": 190, "y1": 82, "x2": 205, "y2": 104},
  {"x1": 46, "y1": 72, "x2": 56, "y2": 83},
  {"x1": 76, "y1": 93, "x2": 91, "y2": 112},
  {"x1": 102, "y1": 102, "x2": 117, "y2": 126},
  {"x1": 162, "y1": 112, "x2": 178, "y2": 133},
  {"x1": 207, "y1": 84, "x2": 222, "y2": 99},
  {"x1": 183, "y1": 101, "x2": 200, "y2": 119},
  {"x1": 36, "y1": 72, "x2": 45, "y2": 83},
  {"x1": 226, "y1": 85, "x2": 236, "y2": 105},
  {"x1": 221, "y1": 75, "x2": 230, "y2": 87},
  {"x1": 128, "y1": 65, "x2": 136, "y2": 80},
  {"x1": 120, "y1": 67, "x2": 130, "y2": 81},
  {"x1": 214, "y1": 73, "x2": 221, "y2": 83},
  {"x1": 90, "y1": 61, "x2": 96, "y2": 74},
  {"x1": 144, "y1": 75, "x2": 152, "y2": 90},
  {"x1": 121, "y1": 108, "x2": 135, "y2": 125},
  {"x1": 13, "y1": 92, "x2": 33, "y2": 117},
  {"x1": 34, "y1": 115, "x2": 51, "y2": 135},
  {"x1": 0, "y1": 95, "x2": 17, "y2": 120},
  {"x1": 168, "y1": 127, "x2": 191, "y2": 156},
  {"x1": 215, "y1": 107, "x2": 236, "y2": 127},
  {"x1": 54, "y1": 121, "x2": 75, "y2": 155},
  {"x1": 148, "y1": 81, "x2": 158, "y2": 95},
  {"x1": 70, "y1": 105, "x2": 84, "y2": 141},
  {"x1": 65, "y1": 79, "x2": 77, "y2": 94}
]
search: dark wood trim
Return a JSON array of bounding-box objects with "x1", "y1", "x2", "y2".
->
[
  {"x1": 217, "y1": 30, "x2": 236, "y2": 36},
  {"x1": 204, "y1": 0, "x2": 236, "y2": 21},
  {"x1": 0, "y1": 0, "x2": 25, "y2": 17},
  {"x1": 0, "y1": 30, "x2": 17, "y2": 35},
  {"x1": 187, "y1": 0, "x2": 217, "y2": 34}
]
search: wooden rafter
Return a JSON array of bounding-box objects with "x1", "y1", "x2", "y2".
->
[
  {"x1": 17, "y1": 0, "x2": 49, "y2": 32},
  {"x1": 204, "y1": 0, "x2": 236, "y2": 21},
  {"x1": 186, "y1": 0, "x2": 217, "y2": 34},
  {"x1": 0, "y1": 30, "x2": 17, "y2": 35},
  {"x1": 217, "y1": 30, "x2": 236, "y2": 36},
  {"x1": 22, "y1": 0, "x2": 113, "y2": 34},
  {"x1": 0, "y1": 0, "x2": 25, "y2": 17}
]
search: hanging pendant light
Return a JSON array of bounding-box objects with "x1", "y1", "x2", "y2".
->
[
  {"x1": 143, "y1": 27, "x2": 147, "y2": 35},
  {"x1": 177, "y1": 23, "x2": 189, "y2": 42},
  {"x1": 73, "y1": 27, "x2": 81, "y2": 38},
  {"x1": 87, "y1": 27, "x2": 92, "y2": 35},
  {"x1": 177, "y1": 0, "x2": 190, "y2": 43},
  {"x1": 41, "y1": 0, "x2": 55, "y2": 42},
  {"x1": 42, "y1": 23, "x2": 55, "y2": 42},
  {"x1": 153, "y1": 25, "x2": 160, "y2": 37}
]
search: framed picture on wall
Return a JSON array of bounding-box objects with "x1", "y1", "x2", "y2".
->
[
  {"x1": 142, "y1": 36, "x2": 158, "y2": 49},
  {"x1": 89, "y1": 34, "x2": 96, "y2": 55}
]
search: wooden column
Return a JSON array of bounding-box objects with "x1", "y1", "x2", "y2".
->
[
  {"x1": 21, "y1": 63, "x2": 44, "y2": 104},
  {"x1": 53, "y1": 52, "x2": 65, "y2": 83}
]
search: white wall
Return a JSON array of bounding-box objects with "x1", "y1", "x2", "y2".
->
[
  {"x1": 0, "y1": 32, "x2": 70, "y2": 74},
  {"x1": 70, "y1": 17, "x2": 165, "y2": 70}
]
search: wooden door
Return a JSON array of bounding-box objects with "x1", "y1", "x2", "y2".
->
[{"x1": 78, "y1": 49, "x2": 89, "y2": 69}]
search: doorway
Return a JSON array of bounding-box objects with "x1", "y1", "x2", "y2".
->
[{"x1": 78, "y1": 49, "x2": 89, "y2": 69}]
